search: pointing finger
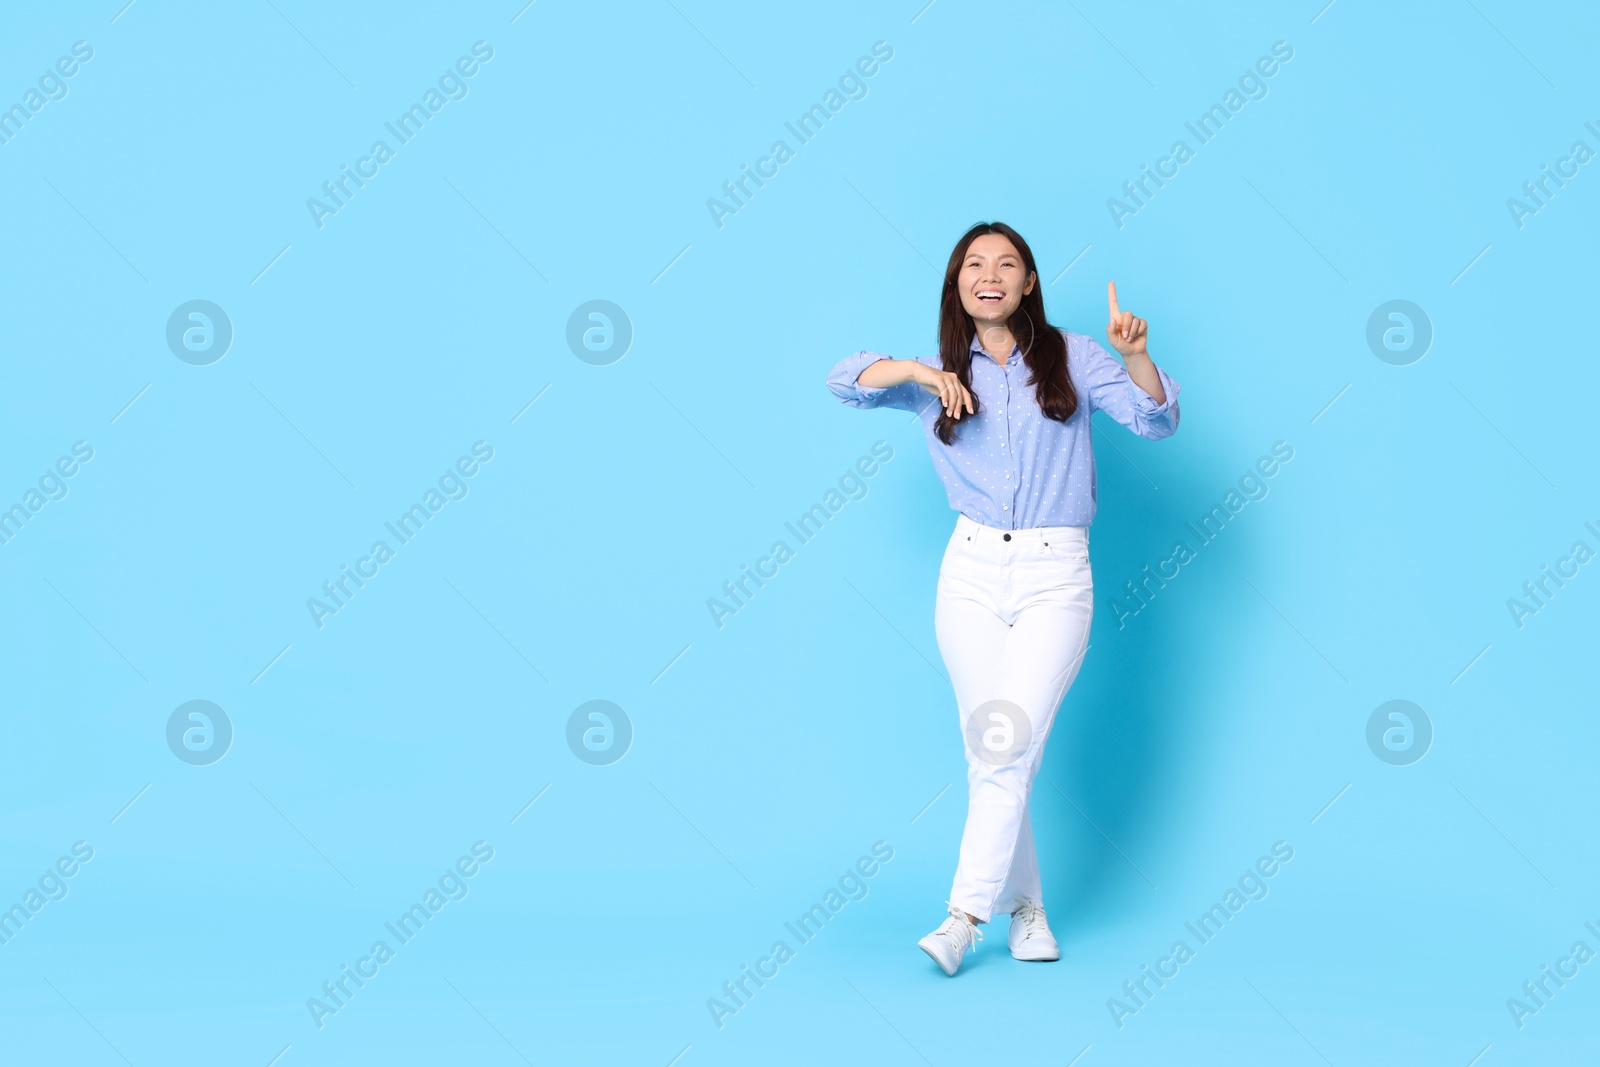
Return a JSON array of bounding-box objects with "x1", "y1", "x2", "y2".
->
[{"x1": 1107, "y1": 280, "x2": 1120, "y2": 319}]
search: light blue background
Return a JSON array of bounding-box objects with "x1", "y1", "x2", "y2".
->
[{"x1": 2, "y1": 1, "x2": 1596, "y2": 1064}]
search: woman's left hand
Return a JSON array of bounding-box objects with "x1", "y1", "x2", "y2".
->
[{"x1": 1105, "y1": 280, "x2": 1148, "y2": 359}]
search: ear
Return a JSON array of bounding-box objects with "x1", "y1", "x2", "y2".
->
[{"x1": 1024, "y1": 271, "x2": 1037, "y2": 295}]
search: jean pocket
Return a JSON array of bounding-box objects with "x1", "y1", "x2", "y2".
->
[{"x1": 1045, "y1": 541, "x2": 1089, "y2": 563}]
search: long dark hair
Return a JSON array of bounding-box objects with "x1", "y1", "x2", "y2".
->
[{"x1": 934, "y1": 221, "x2": 1078, "y2": 445}]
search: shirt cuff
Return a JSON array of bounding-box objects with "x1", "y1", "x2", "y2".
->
[
  {"x1": 1131, "y1": 364, "x2": 1180, "y2": 417},
  {"x1": 826, "y1": 351, "x2": 895, "y2": 406}
]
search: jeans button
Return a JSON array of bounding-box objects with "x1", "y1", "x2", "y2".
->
[{"x1": 1003, "y1": 533, "x2": 1011, "y2": 541}]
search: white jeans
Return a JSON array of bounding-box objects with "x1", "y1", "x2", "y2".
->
[{"x1": 934, "y1": 513, "x2": 1094, "y2": 923}]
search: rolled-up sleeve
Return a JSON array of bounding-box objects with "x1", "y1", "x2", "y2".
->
[
  {"x1": 1074, "y1": 332, "x2": 1180, "y2": 440},
  {"x1": 825, "y1": 351, "x2": 932, "y2": 413}
]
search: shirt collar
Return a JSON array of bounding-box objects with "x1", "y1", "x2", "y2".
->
[{"x1": 968, "y1": 333, "x2": 1020, "y2": 364}]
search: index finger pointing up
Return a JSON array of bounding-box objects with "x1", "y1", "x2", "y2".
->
[{"x1": 1107, "y1": 280, "x2": 1120, "y2": 318}]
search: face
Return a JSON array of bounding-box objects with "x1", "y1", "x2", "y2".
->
[{"x1": 957, "y1": 233, "x2": 1036, "y2": 342}]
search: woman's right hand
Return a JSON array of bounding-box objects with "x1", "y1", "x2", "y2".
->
[{"x1": 912, "y1": 362, "x2": 975, "y2": 419}]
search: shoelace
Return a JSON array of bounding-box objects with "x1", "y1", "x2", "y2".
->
[
  {"x1": 1013, "y1": 901, "x2": 1048, "y2": 941},
  {"x1": 944, "y1": 901, "x2": 983, "y2": 955}
]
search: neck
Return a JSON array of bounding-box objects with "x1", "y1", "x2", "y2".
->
[{"x1": 973, "y1": 322, "x2": 1016, "y2": 363}]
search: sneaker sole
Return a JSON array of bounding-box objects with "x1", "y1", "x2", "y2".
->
[
  {"x1": 1010, "y1": 946, "x2": 1061, "y2": 962},
  {"x1": 917, "y1": 939, "x2": 961, "y2": 976}
]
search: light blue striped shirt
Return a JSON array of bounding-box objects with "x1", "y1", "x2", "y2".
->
[{"x1": 825, "y1": 329, "x2": 1180, "y2": 528}]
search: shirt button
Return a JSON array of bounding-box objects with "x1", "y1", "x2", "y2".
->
[
  {"x1": 1002, "y1": 504, "x2": 1009, "y2": 510},
  {"x1": 1003, "y1": 533, "x2": 1011, "y2": 541}
]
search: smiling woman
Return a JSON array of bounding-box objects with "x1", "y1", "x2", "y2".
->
[
  {"x1": 825, "y1": 220, "x2": 1182, "y2": 977},
  {"x1": 933, "y1": 228, "x2": 1078, "y2": 443}
]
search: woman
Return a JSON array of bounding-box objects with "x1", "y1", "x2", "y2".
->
[{"x1": 824, "y1": 222, "x2": 1181, "y2": 977}]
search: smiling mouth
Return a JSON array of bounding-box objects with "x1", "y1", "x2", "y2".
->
[{"x1": 976, "y1": 290, "x2": 1005, "y2": 303}]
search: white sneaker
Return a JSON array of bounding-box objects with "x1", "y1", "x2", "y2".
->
[
  {"x1": 1008, "y1": 900, "x2": 1060, "y2": 961},
  {"x1": 917, "y1": 904, "x2": 983, "y2": 976}
]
